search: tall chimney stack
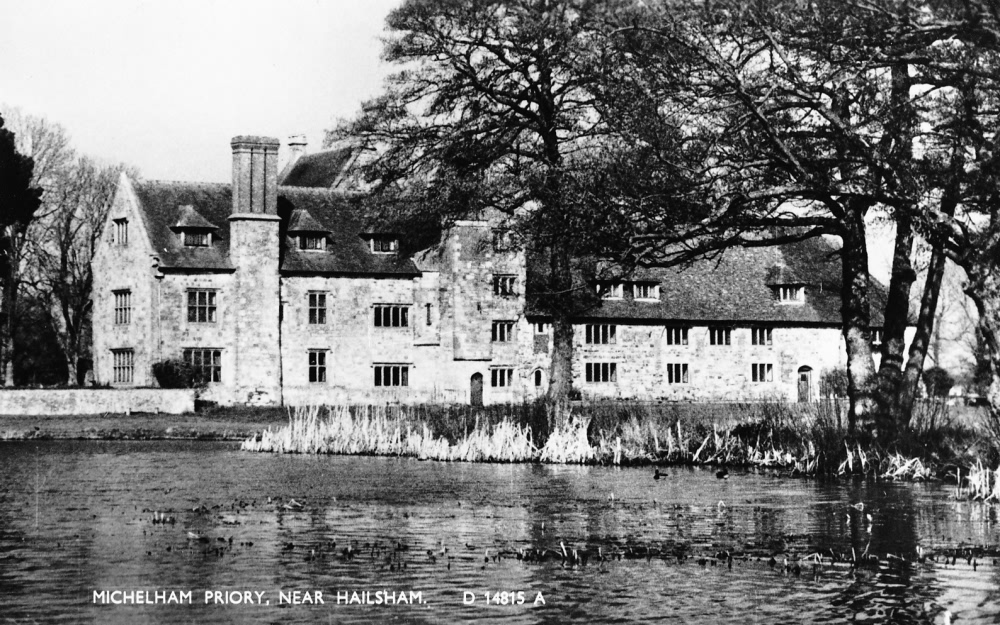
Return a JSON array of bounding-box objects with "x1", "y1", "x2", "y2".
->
[{"x1": 231, "y1": 136, "x2": 279, "y2": 215}]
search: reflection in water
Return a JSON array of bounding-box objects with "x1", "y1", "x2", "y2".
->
[{"x1": 0, "y1": 440, "x2": 997, "y2": 624}]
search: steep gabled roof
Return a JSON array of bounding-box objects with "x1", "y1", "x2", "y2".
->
[
  {"x1": 132, "y1": 180, "x2": 419, "y2": 276},
  {"x1": 279, "y1": 147, "x2": 354, "y2": 188},
  {"x1": 527, "y1": 236, "x2": 889, "y2": 326}
]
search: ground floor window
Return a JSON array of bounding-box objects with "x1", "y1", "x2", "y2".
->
[
  {"x1": 751, "y1": 363, "x2": 773, "y2": 383},
  {"x1": 666, "y1": 363, "x2": 689, "y2": 384},
  {"x1": 374, "y1": 364, "x2": 409, "y2": 387},
  {"x1": 112, "y1": 349, "x2": 134, "y2": 383},
  {"x1": 308, "y1": 350, "x2": 327, "y2": 383},
  {"x1": 184, "y1": 348, "x2": 222, "y2": 383},
  {"x1": 491, "y1": 368, "x2": 513, "y2": 387},
  {"x1": 534, "y1": 369, "x2": 544, "y2": 387},
  {"x1": 585, "y1": 362, "x2": 617, "y2": 383}
]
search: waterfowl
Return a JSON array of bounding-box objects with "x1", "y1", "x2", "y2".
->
[
  {"x1": 716, "y1": 467, "x2": 729, "y2": 479},
  {"x1": 654, "y1": 468, "x2": 665, "y2": 480}
]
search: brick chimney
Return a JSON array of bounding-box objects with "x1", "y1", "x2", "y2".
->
[{"x1": 231, "y1": 136, "x2": 279, "y2": 215}]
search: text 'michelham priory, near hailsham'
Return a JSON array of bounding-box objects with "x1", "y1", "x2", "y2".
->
[{"x1": 91, "y1": 135, "x2": 902, "y2": 406}]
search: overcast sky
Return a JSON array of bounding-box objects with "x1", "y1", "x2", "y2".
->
[{"x1": 1, "y1": 0, "x2": 400, "y2": 182}]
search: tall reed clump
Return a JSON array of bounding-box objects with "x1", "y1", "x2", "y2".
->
[
  {"x1": 241, "y1": 400, "x2": 982, "y2": 481},
  {"x1": 960, "y1": 462, "x2": 1000, "y2": 502}
]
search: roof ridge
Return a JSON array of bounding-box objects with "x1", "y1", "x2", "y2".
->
[
  {"x1": 142, "y1": 179, "x2": 231, "y2": 189},
  {"x1": 277, "y1": 185, "x2": 338, "y2": 195}
]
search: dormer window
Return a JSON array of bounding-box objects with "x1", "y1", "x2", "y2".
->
[
  {"x1": 172, "y1": 205, "x2": 218, "y2": 249},
  {"x1": 631, "y1": 281, "x2": 660, "y2": 301},
  {"x1": 287, "y1": 208, "x2": 330, "y2": 252},
  {"x1": 596, "y1": 281, "x2": 623, "y2": 299},
  {"x1": 299, "y1": 235, "x2": 326, "y2": 251},
  {"x1": 775, "y1": 285, "x2": 805, "y2": 303},
  {"x1": 370, "y1": 236, "x2": 398, "y2": 254},
  {"x1": 183, "y1": 231, "x2": 210, "y2": 247}
]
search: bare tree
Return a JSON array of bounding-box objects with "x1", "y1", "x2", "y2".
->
[{"x1": 35, "y1": 157, "x2": 137, "y2": 384}]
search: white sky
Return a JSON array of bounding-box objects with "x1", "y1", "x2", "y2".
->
[
  {"x1": 0, "y1": 0, "x2": 401, "y2": 182},
  {"x1": 0, "y1": 0, "x2": 902, "y2": 286}
]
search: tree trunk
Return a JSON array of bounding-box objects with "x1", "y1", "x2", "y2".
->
[
  {"x1": 965, "y1": 268, "x2": 1000, "y2": 432},
  {"x1": 546, "y1": 243, "x2": 574, "y2": 420},
  {"x1": 840, "y1": 219, "x2": 877, "y2": 433},
  {"x1": 896, "y1": 247, "x2": 947, "y2": 427},
  {"x1": 875, "y1": 213, "x2": 915, "y2": 439}
]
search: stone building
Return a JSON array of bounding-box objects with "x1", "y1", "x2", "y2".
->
[{"x1": 91, "y1": 135, "x2": 888, "y2": 406}]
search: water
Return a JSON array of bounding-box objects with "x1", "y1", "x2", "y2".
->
[{"x1": 1, "y1": 440, "x2": 998, "y2": 624}]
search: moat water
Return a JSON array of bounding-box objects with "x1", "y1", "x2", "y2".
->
[{"x1": 1, "y1": 440, "x2": 998, "y2": 624}]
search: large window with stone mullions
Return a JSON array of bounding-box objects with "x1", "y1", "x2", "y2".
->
[
  {"x1": 373, "y1": 305, "x2": 408, "y2": 328},
  {"x1": 186, "y1": 289, "x2": 217, "y2": 323},
  {"x1": 183, "y1": 348, "x2": 222, "y2": 383}
]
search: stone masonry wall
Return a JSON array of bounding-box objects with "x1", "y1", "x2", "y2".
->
[
  {"x1": 92, "y1": 179, "x2": 156, "y2": 387},
  {"x1": 0, "y1": 389, "x2": 194, "y2": 415}
]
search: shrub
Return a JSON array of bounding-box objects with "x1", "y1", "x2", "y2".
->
[
  {"x1": 923, "y1": 366, "x2": 955, "y2": 398},
  {"x1": 151, "y1": 359, "x2": 202, "y2": 389}
]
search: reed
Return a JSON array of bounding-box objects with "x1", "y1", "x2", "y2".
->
[{"x1": 240, "y1": 401, "x2": 987, "y2": 483}]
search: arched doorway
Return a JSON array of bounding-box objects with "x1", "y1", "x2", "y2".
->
[
  {"x1": 797, "y1": 366, "x2": 813, "y2": 403},
  {"x1": 533, "y1": 369, "x2": 544, "y2": 389},
  {"x1": 470, "y1": 373, "x2": 483, "y2": 406}
]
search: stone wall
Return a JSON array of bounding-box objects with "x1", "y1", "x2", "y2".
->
[
  {"x1": 0, "y1": 389, "x2": 195, "y2": 415},
  {"x1": 92, "y1": 176, "x2": 158, "y2": 387}
]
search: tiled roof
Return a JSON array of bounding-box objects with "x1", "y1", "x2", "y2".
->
[
  {"x1": 132, "y1": 180, "x2": 419, "y2": 276},
  {"x1": 279, "y1": 147, "x2": 354, "y2": 188},
  {"x1": 527, "y1": 237, "x2": 889, "y2": 327}
]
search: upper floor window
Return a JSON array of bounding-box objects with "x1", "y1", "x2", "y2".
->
[
  {"x1": 775, "y1": 286, "x2": 804, "y2": 303},
  {"x1": 751, "y1": 363, "x2": 774, "y2": 383},
  {"x1": 709, "y1": 326, "x2": 731, "y2": 346},
  {"x1": 113, "y1": 290, "x2": 131, "y2": 325},
  {"x1": 632, "y1": 282, "x2": 660, "y2": 300},
  {"x1": 299, "y1": 235, "x2": 326, "y2": 251},
  {"x1": 585, "y1": 324, "x2": 616, "y2": 345},
  {"x1": 184, "y1": 348, "x2": 222, "y2": 383},
  {"x1": 114, "y1": 218, "x2": 128, "y2": 246},
  {"x1": 308, "y1": 350, "x2": 327, "y2": 383},
  {"x1": 183, "y1": 231, "x2": 210, "y2": 247},
  {"x1": 308, "y1": 292, "x2": 327, "y2": 325},
  {"x1": 665, "y1": 327, "x2": 688, "y2": 345},
  {"x1": 374, "y1": 305, "x2": 408, "y2": 327},
  {"x1": 112, "y1": 348, "x2": 134, "y2": 384},
  {"x1": 491, "y1": 367, "x2": 514, "y2": 387},
  {"x1": 187, "y1": 289, "x2": 217, "y2": 323},
  {"x1": 534, "y1": 322, "x2": 549, "y2": 334},
  {"x1": 751, "y1": 327, "x2": 772, "y2": 346},
  {"x1": 596, "y1": 281, "x2": 623, "y2": 299},
  {"x1": 493, "y1": 274, "x2": 517, "y2": 296},
  {"x1": 492, "y1": 321, "x2": 515, "y2": 342},
  {"x1": 871, "y1": 329, "x2": 884, "y2": 348},
  {"x1": 370, "y1": 236, "x2": 398, "y2": 254}
]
